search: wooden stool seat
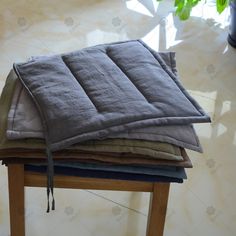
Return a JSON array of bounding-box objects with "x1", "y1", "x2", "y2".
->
[{"x1": 8, "y1": 163, "x2": 170, "y2": 236}]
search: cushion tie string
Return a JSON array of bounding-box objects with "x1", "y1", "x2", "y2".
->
[{"x1": 46, "y1": 148, "x2": 55, "y2": 213}]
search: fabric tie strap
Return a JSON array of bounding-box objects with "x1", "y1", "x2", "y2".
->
[{"x1": 46, "y1": 148, "x2": 55, "y2": 213}]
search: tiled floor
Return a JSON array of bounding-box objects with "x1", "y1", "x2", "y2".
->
[{"x1": 0, "y1": 0, "x2": 235, "y2": 235}]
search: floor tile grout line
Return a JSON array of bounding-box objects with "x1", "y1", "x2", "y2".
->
[
  {"x1": 84, "y1": 190, "x2": 147, "y2": 216},
  {"x1": 184, "y1": 185, "x2": 208, "y2": 207}
]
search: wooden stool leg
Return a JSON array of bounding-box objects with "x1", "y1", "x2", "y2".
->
[
  {"x1": 8, "y1": 164, "x2": 25, "y2": 236},
  {"x1": 146, "y1": 183, "x2": 170, "y2": 236}
]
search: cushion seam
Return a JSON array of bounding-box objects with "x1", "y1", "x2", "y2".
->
[
  {"x1": 61, "y1": 56, "x2": 100, "y2": 112},
  {"x1": 106, "y1": 48, "x2": 153, "y2": 105}
]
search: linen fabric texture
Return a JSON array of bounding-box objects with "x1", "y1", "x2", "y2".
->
[
  {"x1": 13, "y1": 40, "x2": 210, "y2": 152},
  {"x1": 7, "y1": 51, "x2": 203, "y2": 153}
]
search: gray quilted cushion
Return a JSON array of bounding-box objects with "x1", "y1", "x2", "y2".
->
[
  {"x1": 13, "y1": 40, "x2": 210, "y2": 151},
  {"x1": 8, "y1": 52, "x2": 202, "y2": 152}
]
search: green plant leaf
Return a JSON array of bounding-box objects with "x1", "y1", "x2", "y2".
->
[
  {"x1": 175, "y1": 1, "x2": 194, "y2": 20},
  {"x1": 175, "y1": 1, "x2": 184, "y2": 14},
  {"x1": 156, "y1": 0, "x2": 230, "y2": 20},
  {"x1": 216, "y1": 0, "x2": 228, "y2": 13},
  {"x1": 174, "y1": 0, "x2": 184, "y2": 7},
  {"x1": 177, "y1": 7, "x2": 192, "y2": 20}
]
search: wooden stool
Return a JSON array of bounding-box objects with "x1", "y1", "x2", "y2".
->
[{"x1": 8, "y1": 163, "x2": 170, "y2": 236}]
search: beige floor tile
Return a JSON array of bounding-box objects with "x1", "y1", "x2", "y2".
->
[
  {"x1": 0, "y1": 0, "x2": 235, "y2": 236},
  {"x1": 26, "y1": 188, "x2": 147, "y2": 236}
]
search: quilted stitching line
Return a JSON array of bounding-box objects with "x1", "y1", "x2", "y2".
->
[
  {"x1": 61, "y1": 56, "x2": 100, "y2": 112},
  {"x1": 106, "y1": 48, "x2": 154, "y2": 105}
]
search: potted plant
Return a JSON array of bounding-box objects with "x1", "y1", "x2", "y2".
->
[{"x1": 157, "y1": 0, "x2": 236, "y2": 48}]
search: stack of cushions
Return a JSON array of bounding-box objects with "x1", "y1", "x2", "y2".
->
[{"x1": 0, "y1": 40, "x2": 210, "y2": 211}]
